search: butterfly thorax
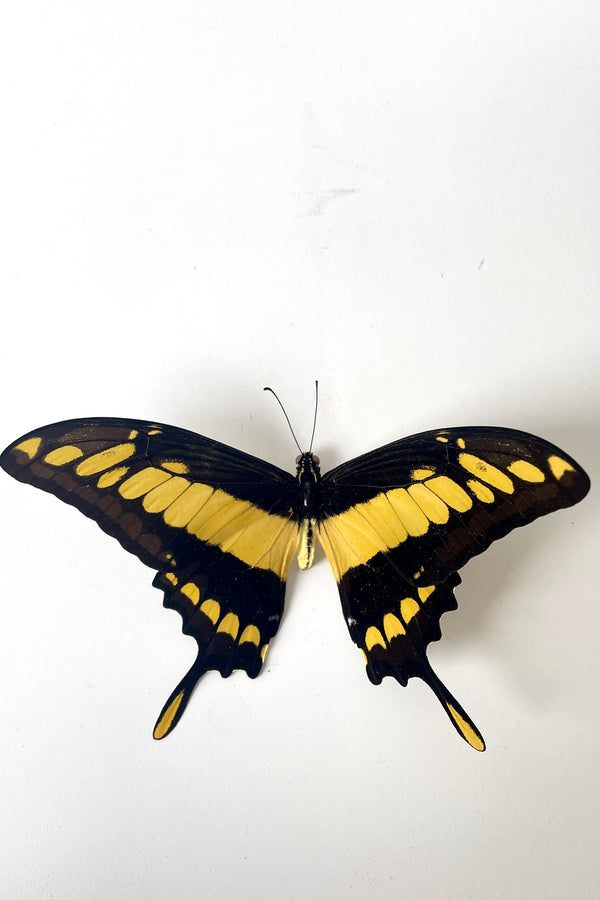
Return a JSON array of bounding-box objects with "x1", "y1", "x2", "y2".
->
[{"x1": 295, "y1": 452, "x2": 321, "y2": 570}]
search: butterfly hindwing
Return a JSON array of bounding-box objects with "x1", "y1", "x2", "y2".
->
[
  {"x1": 0, "y1": 418, "x2": 300, "y2": 738},
  {"x1": 151, "y1": 555, "x2": 287, "y2": 738},
  {"x1": 318, "y1": 426, "x2": 590, "y2": 749}
]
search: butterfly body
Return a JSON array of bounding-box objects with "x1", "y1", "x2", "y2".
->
[
  {"x1": 294, "y1": 452, "x2": 322, "y2": 569},
  {"x1": 1, "y1": 417, "x2": 590, "y2": 750}
]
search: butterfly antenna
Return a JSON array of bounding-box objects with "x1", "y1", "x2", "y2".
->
[
  {"x1": 308, "y1": 380, "x2": 319, "y2": 454},
  {"x1": 264, "y1": 386, "x2": 303, "y2": 454}
]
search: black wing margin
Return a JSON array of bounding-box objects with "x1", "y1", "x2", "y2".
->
[
  {"x1": 319, "y1": 426, "x2": 590, "y2": 750},
  {"x1": 1, "y1": 418, "x2": 299, "y2": 738}
]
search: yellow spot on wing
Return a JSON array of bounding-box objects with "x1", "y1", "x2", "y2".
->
[
  {"x1": 447, "y1": 704, "x2": 485, "y2": 752},
  {"x1": 325, "y1": 505, "x2": 393, "y2": 557},
  {"x1": 386, "y1": 488, "x2": 429, "y2": 536},
  {"x1": 383, "y1": 613, "x2": 406, "y2": 640},
  {"x1": 408, "y1": 483, "x2": 450, "y2": 524},
  {"x1": 161, "y1": 460, "x2": 190, "y2": 475},
  {"x1": 426, "y1": 476, "x2": 473, "y2": 512},
  {"x1": 163, "y1": 482, "x2": 214, "y2": 528},
  {"x1": 219, "y1": 507, "x2": 283, "y2": 551},
  {"x1": 118, "y1": 466, "x2": 171, "y2": 498},
  {"x1": 318, "y1": 490, "x2": 414, "y2": 580},
  {"x1": 358, "y1": 493, "x2": 409, "y2": 545},
  {"x1": 507, "y1": 459, "x2": 545, "y2": 482},
  {"x1": 411, "y1": 467, "x2": 436, "y2": 480},
  {"x1": 14, "y1": 437, "x2": 41, "y2": 459},
  {"x1": 417, "y1": 585, "x2": 435, "y2": 602},
  {"x1": 401, "y1": 596, "x2": 420, "y2": 622},
  {"x1": 153, "y1": 690, "x2": 185, "y2": 740},
  {"x1": 548, "y1": 455, "x2": 575, "y2": 481},
  {"x1": 200, "y1": 598, "x2": 220, "y2": 622},
  {"x1": 459, "y1": 453, "x2": 514, "y2": 494},
  {"x1": 181, "y1": 582, "x2": 200, "y2": 605},
  {"x1": 128, "y1": 430, "x2": 138, "y2": 439},
  {"x1": 318, "y1": 494, "x2": 408, "y2": 579},
  {"x1": 466, "y1": 478, "x2": 495, "y2": 503},
  {"x1": 97, "y1": 466, "x2": 129, "y2": 488},
  {"x1": 436, "y1": 435, "x2": 449, "y2": 443},
  {"x1": 143, "y1": 476, "x2": 191, "y2": 513},
  {"x1": 317, "y1": 521, "x2": 354, "y2": 581},
  {"x1": 77, "y1": 443, "x2": 136, "y2": 476},
  {"x1": 239, "y1": 625, "x2": 260, "y2": 646},
  {"x1": 44, "y1": 445, "x2": 84, "y2": 466},
  {"x1": 365, "y1": 626, "x2": 386, "y2": 651},
  {"x1": 457, "y1": 438, "x2": 466, "y2": 449},
  {"x1": 187, "y1": 490, "x2": 249, "y2": 539},
  {"x1": 217, "y1": 612, "x2": 240, "y2": 639},
  {"x1": 165, "y1": 572, "x2": 178, "y2": 585},
  {"x1": 216, "y1": 507, "x2": 297, "y2": 576},
  {"x1": 134, "y1": 475, "x2": 296, "y2": 580}
]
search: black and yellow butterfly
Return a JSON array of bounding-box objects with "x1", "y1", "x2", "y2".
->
[{"x1": 0, "y1": 411, "x2": 589, "y2": 750}]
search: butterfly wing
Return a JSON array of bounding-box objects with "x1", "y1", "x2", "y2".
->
[
  {"x1": 1, "y1": 418, "x2": 300, "y2": 738},
  {"x1": 319, "y1": 426, "x2": 590, "y2": 749}
]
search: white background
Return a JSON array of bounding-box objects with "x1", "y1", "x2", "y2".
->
[{"x1": 1, "y1": 3, "x2": 598, "y2": 899}]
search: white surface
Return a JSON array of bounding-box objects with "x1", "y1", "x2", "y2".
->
[{"x1": 1, "y1": 3, "x2": 599, "y2": 899}]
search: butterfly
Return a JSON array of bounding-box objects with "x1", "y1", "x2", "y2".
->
[{"x1": 0, "y1": 405, "x2": 590, "y2": 750}]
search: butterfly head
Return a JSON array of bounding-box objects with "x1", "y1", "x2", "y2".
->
[{"x1": 295, "y1": 451, "x2": 320, "y2": 477}]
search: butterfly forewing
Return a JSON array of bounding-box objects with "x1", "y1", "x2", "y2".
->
[{"x1": 319, "y1": 426, "x2": 589, "y2": 583}]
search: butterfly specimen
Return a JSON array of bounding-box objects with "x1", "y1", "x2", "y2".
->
[{"x1": 0, "y1": 403, "x2": 590, "y2": 750}]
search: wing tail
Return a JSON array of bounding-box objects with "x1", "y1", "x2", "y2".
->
[
  {"x1": 420, "y1": 661, "x2": 486, "y2": 751},
  {"x1": 152, "y1": 658, "x2": 208, "y2": 740}
]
